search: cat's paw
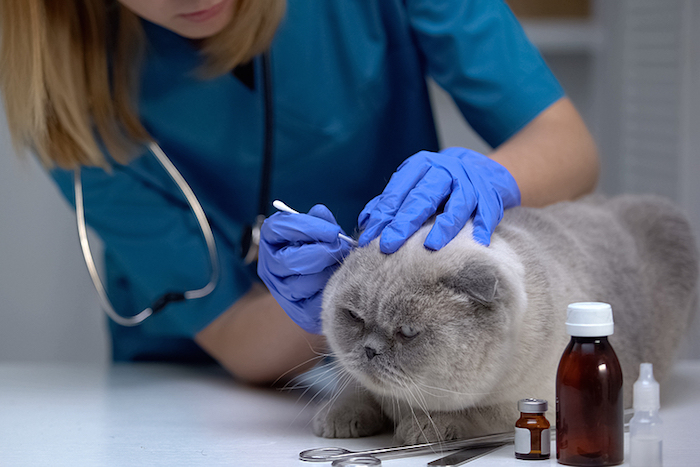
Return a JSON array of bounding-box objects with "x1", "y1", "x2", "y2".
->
[
  {"x1": 395, "y1": 412, "x2": 479, "y2": 444},
  {"x1": 313, "y1": 398, "x2": 387, "y2": 438}
]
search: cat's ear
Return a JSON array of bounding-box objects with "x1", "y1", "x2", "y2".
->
[{"x1": 440, "y1": 263, "x2": 499, "y2": 305}]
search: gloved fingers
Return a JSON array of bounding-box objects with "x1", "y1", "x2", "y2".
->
[
  {"x1": 360, "y1": 147, "x2": 520, "y2": 252},
  {"x1": 261, "y1": 240, "x2": 347, "y2": 277},
  {"x1": 470, "y1": 188, "x2": 505, "y2": 247},
  {"x1": 358, "y1": 195, "x2": 381, "y2": 230},
  {"x1": 442, "y1": 146, "x2": 484, "y2": 162},
  {"x1": 291, "y1": 295, "x2": 324, "y2": 334},
  {"x1": 289, "y1": 298, "x2": 323, "y2": 334},
  {"x1": 261, "y1": 211, "x2": 342, "y2": 246},
  {"x1": 307, "y1": 204, "x2": 339, "y2": 226},
  {"x1": 266, "y1": 286, "x2": 323, "y2": 334},
  {"x1": 308, "y1": 204, "x2": 355, "y2": 242},
  {"x1": 455, "y1": 149, "x2": 521, "y2": 209},
  {"x1": 423, "y1": 178, "x2": 479, "y2": 251},
  {"x1": 371, "y1": 152, "x2": 434, "y2": 213},
  {"x1": 271, "y1": 268, "x2": 338, "y2": 301},
  {"x1": 256, "y1": 205, "x2": 350, "y2": 336},
  {"x1": 358, "y1": 211, "x2": 391, "y2": 248},
  {"x1": 358, "y1": 155, "x2": 432, "y2": 246},
  {"x1": 378, "y1": 166, "x2": 453, "y2": 254}
]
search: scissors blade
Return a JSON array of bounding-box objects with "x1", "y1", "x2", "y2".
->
[{"x1": 427, "y1": 444, "x2": 505, "y2": 466}]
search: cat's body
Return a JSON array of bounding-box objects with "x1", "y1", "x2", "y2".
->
[{"x1": 315, "y1": 195, "x2": 698, "y2": 443}]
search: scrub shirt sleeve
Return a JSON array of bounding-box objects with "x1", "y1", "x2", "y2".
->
[
  {"x1": 404, "y1": 0, "x2": 565, "y2": 148},
  {"x1": 50, "y1": 158, "x2": 253, "y2": 341}
]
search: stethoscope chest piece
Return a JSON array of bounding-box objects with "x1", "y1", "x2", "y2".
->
[{"x1": 240, "y1": 214, "x2": 266, "y2": 265}]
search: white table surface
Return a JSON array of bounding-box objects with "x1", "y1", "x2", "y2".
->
[{"x1": 1, "y1": 360, "x2": 698, "y2": 466}]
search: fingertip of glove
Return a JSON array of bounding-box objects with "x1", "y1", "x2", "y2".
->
[
  {"x1": 425, "y1": 216, "x2": 464, "y2": 250},
  {"x1": 422, "y1": 236, "x2": 444, "y2": 252},
  {"x1": 379, "y1": 236, "x2": 402, "y2": 255},
  {"x1": 308, "y1": 204, "x2": 338, "y2": 224},
  {"x1": 472, "y1": 230, "x2": 492, "y2": 247}
]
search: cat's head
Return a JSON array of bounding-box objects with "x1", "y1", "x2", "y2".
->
[{"x1": 322, "y1": 223, "x2": 527, "y2": 410}]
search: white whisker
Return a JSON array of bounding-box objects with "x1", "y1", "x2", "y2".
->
[
  {"x1": 294, "y1": 363, "x2": 353, "y2": 429},
  {"x1": 274, "y1": 354, "x2": 328, "y2": 388},
  {"x1": 315, "y1": 366, "x2": 353, "y2": 412},
  {"x1": 410, "y1": 378, "x2": 444, "y2": 444},
  {"x1": 415, "y1": 380, "x2": 504, "y2": 398},
  {"x1": 283, "y1": 361, "x2": 338, "y2": 396}
]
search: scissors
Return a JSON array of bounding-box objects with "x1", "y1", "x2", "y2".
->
[{"x1": 299, "y1": 431, "x2": 514, "y2": 463}]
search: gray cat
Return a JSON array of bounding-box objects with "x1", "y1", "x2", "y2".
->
[{"x1": 315, "y1": 195, "x2": 698, "y2": 444}]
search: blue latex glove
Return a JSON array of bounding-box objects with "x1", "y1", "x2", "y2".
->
[
  {"x1": 358, "y1": 147, "x2": 520, "y2": 253},
  {"x1": 257, "y1": 204, "x2": 353, "y2": 334}
]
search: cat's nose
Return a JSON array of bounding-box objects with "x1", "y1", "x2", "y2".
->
[{"x1": 364, "y1": 346, "x2": 379, "y2": 360}]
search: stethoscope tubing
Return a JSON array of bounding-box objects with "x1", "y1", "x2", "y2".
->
[
  {"x1": 75, "y1": 51, "x2": 270, "y2": 325},
  {"x1": 74, "y1": 142, "x2": 220, "y2": 326}
]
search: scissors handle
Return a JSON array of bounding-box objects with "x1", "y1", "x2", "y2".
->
[{"x1": 299, "y1": 431, "x2": 515, "y2": 462}]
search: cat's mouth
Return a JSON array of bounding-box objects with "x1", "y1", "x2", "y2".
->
[{"x1": 353, "y1": 360, "x2": 411, "y2": 395}]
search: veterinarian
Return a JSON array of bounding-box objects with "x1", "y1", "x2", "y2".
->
[{"x1": 0, "y1": 0, "x2": 598, "y2": 383}]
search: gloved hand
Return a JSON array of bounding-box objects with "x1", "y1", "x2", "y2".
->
[
  {"x1": 257, "y1": 204, "x2": 353, "y2": 334},
  {"x1": 359, "y1": 147, "x2": 520, "y2": 253}
]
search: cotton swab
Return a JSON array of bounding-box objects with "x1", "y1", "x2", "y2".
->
[{"x1": 272, "y1": 200, "x2": 358, "y2": 247}]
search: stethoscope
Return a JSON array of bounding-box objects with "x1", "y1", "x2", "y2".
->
[{"x1": 74, "y1": 52, "x2": 273, "y2": 326}]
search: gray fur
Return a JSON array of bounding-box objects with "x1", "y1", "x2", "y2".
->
[{"x1": 315, "y1": 195, "x2": 698, "y2": 444}]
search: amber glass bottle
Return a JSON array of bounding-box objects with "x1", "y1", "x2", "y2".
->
[
  {"x1": 556, "y1": 302, "x2": 624, "y2": 466},
  {"x1": 515, "y1": 398, "x2": 551, "y2": 460}
]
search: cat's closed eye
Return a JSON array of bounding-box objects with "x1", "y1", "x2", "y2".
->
[
  {"x1": 397, "y1": 324, "x2": 420, "y2": 340},
  {"x1": 343, "y1": 308, "x2": 364, "y2": 323}
]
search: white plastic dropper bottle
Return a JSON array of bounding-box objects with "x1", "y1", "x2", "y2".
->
[{"x1": 629, "y1": 363, "x2": 663, "y2": 467}]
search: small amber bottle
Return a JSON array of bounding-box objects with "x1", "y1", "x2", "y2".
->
[
  {"x1": 515, "y1": 398, "x2": 551, "y2": 460},
  {"x1": 556, "y1": 302, "x2": 624, "y2": 466}
]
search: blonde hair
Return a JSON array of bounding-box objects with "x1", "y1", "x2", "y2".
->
[{"x1": 0, "y1": 0, "x2": 286, "y2": 168}]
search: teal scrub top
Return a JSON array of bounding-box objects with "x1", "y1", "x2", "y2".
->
[{"x1": 51, "y1": 0, "x2": 564, "y2": 362}]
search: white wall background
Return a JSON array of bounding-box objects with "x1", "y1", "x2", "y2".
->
[
  {"x1": 1, "y1": 0, "x2": 698, "y2": 363},
  {"x1": 0, "y1": 110, "x2": 109, "y2": 364}
]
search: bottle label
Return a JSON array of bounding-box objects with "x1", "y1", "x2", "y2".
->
[
  {"x1": 515, "y1": 427, "x2": 550, "y2": 455},
  {"x1": 514, "y1": 427, "x2": 531, "y2": 454},
  {"x1": 541, "y1": 428, "x2": 551, "y2": 455}
]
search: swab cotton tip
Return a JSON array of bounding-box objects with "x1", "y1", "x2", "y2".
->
[{"x1": 272, "y1": 200, "x2": 299, "y2": 214}]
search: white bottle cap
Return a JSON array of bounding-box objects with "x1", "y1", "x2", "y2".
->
[
  {"x1": 565, "y1": 302, "x2": 614, "y2": 337},
  {"x1": 634, "y1": 363, "x2": 660, "y2": 411}
]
